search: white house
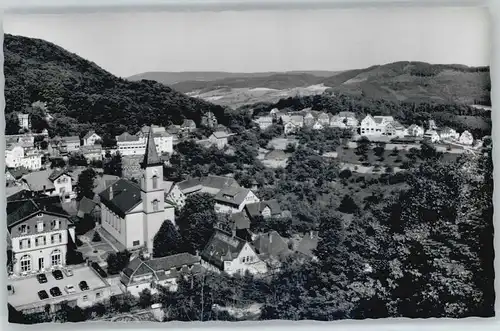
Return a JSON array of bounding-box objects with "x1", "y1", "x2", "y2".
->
[
  {"x1": 120, "y1": 253, "x2": 203, "y2": 296},
  {"x1": 312, "y1": 121, "x2": 324, "y2": 131},
  {"x1": 6, "y1": 145, "x2": 42, "y2": 171},
  {"x1": 330, "y1": 111, "x2": 359, "y2": 129},
  {"x1": 438, "y1": 127, "x2": 460, "y2": 141},
  {"x1": 22, "y1": 168, "x2": 76, "y2": 200},
  {"x1": 6, "y1": 145, "x2": 26, "y2": 169},
  {"x1": 303, "y1": 112, "x2": 315, "y2": 127},
  {"x1": 163, "y1": 181, "x2": 186, "y2": 209},
  {"x1": 317, "y1": 113, "x2": 330, "y2": 126},
  {"x1": 208, "y1": 131, "x2": 233, "y2": 150},
  {"x1": 360, "y1": 115, "x2": 395, "y2": 136},
  {"x1": 214, "y1": 187, "x2": 260, "y2": 214},
  {"x1": 83, "y1": 130, "x2": 102, "y2": 146},
  {"x1": 459, "y1": 130, "x2": 474, "y2": 145},
  {"x1": 7, "y1": 196, "x2": 76, "y2": 275},
  {"x1": 61, "y1": 136, "x2": 81, "y2": 153},
  {"x1": 423, "y1": 129, "x2": 440, "y2": 143},
  {"x1": 254, "y1": 116, "x2": 273, "y2": 130},
  {"x1": 100, "y1": 130, "x2": 176, "y2": 254},
  {"x1": 116, "y1": 126, "x2": 173, "y2": 156},
  {"x1": 282, "y1": 115, "x2": 304, "y2": 135},
  {"x1": 385, "y1": 121, "x2": 407, "y2": 138},
  {"x1": 407, "y1": 124, "x2": 425, "y2": 137},
  {"x1": 200, "y1": 229, "x2": 268, "y2": 276},
  {"x1": 18, "y1": 113, "x2": 30, "y2": 131}
]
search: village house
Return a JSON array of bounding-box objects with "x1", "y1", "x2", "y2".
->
[
  {"x1": 6, "y1": 133, "x2": 37, "y2": 149},
  {"x1": 293, "y1": 231, "x2": 321, "y2": 261},
  {"x1": 5, "y1": 144, "x2": 42, "y2": 171},
  {"x1": 80, "y1": 144, "x2": 103, "y2": 162},
  {"x1": 244, "y1": 200, "x2": 287, "y2": 220},
  {"x1": 100, "y1": 130, "x2": 176, "y2": 254},
  {"x1": 303, "y1": 112, "x2": 315, "y2": 127},
  {"x1": 82, "y1": 130, "x2": 102, "y2": 146},
  {"x1": 423, "y1": 129, "x2": 441, "y2": 143},
  {"x1": 201, "y1": 111, "x2": 218, "y2": 128},
  {"x1": 407, "y1": 124, "x2": 425, "y2": 137},
  {"x1": 22, "y1": 168, "x2": 76, "y2": 201},
  {"x1": 329, "y1": 111, "x2": 359, "y2": 129},
  {"x1": 384, "y1": 121, "x2": 407, "y2": 138},
  {"x1": 214, "y1": 187, "x2": 260, "y2": 214},
  {"x1": 459, "y1": 130, "x2": 474, "y2": 145},
  {"x1": 282, "y1": 115, "x2": 305, "y2": 135},
  {"x1": 312, "y1": 121, "x2": 324, "y2": 131},
  {"x1": 360, "y1": 115, "x2": 395, "y2": 136},
  {"x1": 317, "y1": 113, "x2": 330, "y2": 126},
  {"x1": 200, "y1": 229, "x2": 268, "y2": 276},
  {"x1": 7, "y1": 195, "x2": 76, "y2": 275},
  {"x1": 120, "y1": 253, "x2": 203, "y2": 296},
  {"x1": 428, "y1": 119, "x2": 438, "y2": 130},
  {"x1": 61, "y1": 136, "x2": 81, "y2": 153},
  {"x1": 18, "y1": 113, "x2": 30, "y2": 131},
  {"x1": 76, "y1": 196, "x2": 100, "y2": 222},
  {"x1": 177, "y1": 175, "x2": 240, "y2": 196},
  {"x1": 252, "y1": 231, "x2": 293, "y2": 272},
  {"x1": 269, "y1": 108, "x2": 280, "y2": 118},
  {"x1": 180, "y1": 119, "x2": 197, "y2": 133},
  {"x1": 254, "y1": 116, "x2": 274, "y2": 130},
  {"x1": 438, "y1": 127, "x2": 460, "y2": 141},
  {"x1": 227, "y1": 212, "x2": 251, "y2": 233},
  {"x1": 208, "y1": 131, "x2": 233, "y2": 149},
  {"x1": 163, "y1": 181, "x2": 186, "y2": 210},
  {"x1": 116, "y1": 126, "x2": 173, "y2": 156}
]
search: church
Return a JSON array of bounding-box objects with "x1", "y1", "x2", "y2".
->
[{"x1": 99, "y1": 129, "x2": 175, "y2": 254}]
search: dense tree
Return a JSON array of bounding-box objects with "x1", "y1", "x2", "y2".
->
[
  {"x1": 75, "y1": 168, "x2": 97, "y2": 200},
  {"x1": 338, "y1": 194, "x2": 359, "y2": 214},
  {"x1": 106, "y1": 250, "x2": 131, "y2": 275},
  {"x1": 153, "y1": 220, "x2": 183, "y2": 258}
]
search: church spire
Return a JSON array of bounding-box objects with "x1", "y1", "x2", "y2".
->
[{"x1": 141, "y1": 127, "x2": 162, "y2": 169}]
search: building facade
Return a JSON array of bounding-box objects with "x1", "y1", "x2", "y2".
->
[
  {"x1": 214, "y1": 188, "x2": 260, "y2": 214},
  {"x1": 83, "y1": 131, "x2": 102, "y2": 146}
]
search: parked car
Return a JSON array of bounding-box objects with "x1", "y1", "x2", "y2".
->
[
  {"x1": 49, "y1": 287, "x2": 62, "y2": 297},
  {"x1": 38, "y1": 290, "x2": 49, "y2": 300},
  {"x1": 7, "y1": 285, "x2": 15, "y2": 295},
  {"x1": 36, "y1": 273, "x2": 48, "y2": 284},
  {"x1": 91, "y1": 262, "x2": 107, "y2": 278},
  {"x1": 63, "y1": 268, "x2": 73, "y2": 277},
  {"x1": 52, "y1": 270, "x2": 64, "y2": 280},
  {"x1": 79, "y1": 281, "x2": 89, "y2": 291},
  {"x1": 64, "y1": 285, "x2": 76, "y2": 294}
]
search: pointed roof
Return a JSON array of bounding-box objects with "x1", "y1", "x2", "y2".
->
[{"x1": 141, "y1": 128, "x2": 162, "y2": 169}]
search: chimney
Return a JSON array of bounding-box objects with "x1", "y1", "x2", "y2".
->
[{"x1": 109, "y1": 185, "x2": 114, "y2": 200}]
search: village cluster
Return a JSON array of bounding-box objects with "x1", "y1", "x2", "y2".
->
[{"x1": 5, "y1": 105, "x2": 485, "y2": 317}]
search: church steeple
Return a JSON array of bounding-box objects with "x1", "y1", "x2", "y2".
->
[{"x1": 141, "y1": 127, "x2": 162, "y2": 169}]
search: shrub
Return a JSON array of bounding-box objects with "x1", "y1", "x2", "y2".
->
[{"x1": 92, "y1": 231, "x2": 101, "y2": 242}]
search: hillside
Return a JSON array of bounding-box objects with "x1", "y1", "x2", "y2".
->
[
  {"x1": 3, "y1": 34, "x2": 227, "y2": 139},
  {"x1": 128, "y1": 70, "x2": 338, "y2": 86},
  {"x1": 149, "y1": 62, "x2": 490, "y2": 107}
]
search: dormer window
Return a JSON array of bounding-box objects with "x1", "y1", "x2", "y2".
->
[
  {"x1": 19, "y1": 225, "x2": 27, "y2": 235},
  {"x1": 37, "y1": 221, "x2": 44, "y2": 233},
  {"x1": 37, "y1": 213, "x2": 43, "y2": 218},
  {"x1": 51, "y1": 219, "x2": 60, "y2": 230}
]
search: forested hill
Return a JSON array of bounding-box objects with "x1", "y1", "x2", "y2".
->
[
  {"x1": 3, "y1": 34, "x2": 227, "y2": 139},
  {"x1": 152, "y1": 62, "x2": 490, "y2": 106}
]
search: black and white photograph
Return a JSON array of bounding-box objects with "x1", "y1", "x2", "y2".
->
[{"x1": 3, "y1": 1, "x2": 494, "y2": 324}]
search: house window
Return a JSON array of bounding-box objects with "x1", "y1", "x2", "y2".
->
[
  {"x1": 51, "y1": 249, "x2": 62, "y2": 266},
  {"x1": 37, "y1": 221, "x2": 44, "y2": 232},
  {"x1": 51, "y1": 220, "x2": 60, "y2": 230},
  {"x1": 19, "y1": 225, "x2": 27, "y2": 235},
  {"x1": 133, "y1": 240, "x2": 140, "y2": 246},
  {"x1": 83, "y1": 295, "x2": 88, "y2": 301},
  {"x1": 96, "y1": 292, "x2": 101, "y2": 299},
  {"x1": 51, "y1": 233, "x2": 62, "y2": 244},
  {"x1": 20, "y1": 254, "x2": 32, "y2": 272},
  {"x1": 152, "y1": 200, "x2": 159, "y2": 212},
  {"x1": 19, "y1": 239, "x2": 31, "y2": 250},
  {"x1": 35, "y1": 236, "x2": 46, "y2": 247},
  {"x1": 152, "y1": 175, "x2": 158, "y2": 189}
]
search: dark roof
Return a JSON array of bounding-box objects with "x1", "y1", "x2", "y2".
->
[
  {"x1": 181, "y1": 119, "x2": 196, "y2": 128},
  {"x1": 77, "y1": 197, "x2": 98, "y2": 215},
  {"x1": 122, "y1": 253, "x2": 201, "y2": 285},
  {"x1": 214, "y1": 187, "x2": 253, "y2": 207},
  {"x1": 7, "y1": 189, "x2": 44, "y2": 202},
  {"x1": 141, "y1": 128, "x2": 163, "y2": 169},
  {"x1": 177, "y1": 175, "x2": 240, "y2": 193},
  {"x1": 99, "y1": 179, "x2": 142, "y2": 218},
  {"x1": 245, "y1": 200, "x2": 281, "y2": 218},
  {"x1": 7, "y1": 196, "x2": 70, "y2": 228},
  {"x1": 230, "y1": 212, "x2": 250, "y2": 230},
  {"x1": 9, "y1": 167, "x2": 30, "y2": 180},
  {"x1": 116, "y1": 132, "x2": 139, "y2": 142},
  {"x1": 48, "y1": 168, "x2": 68, "y2": 181},
  {"x1": 252, "y1": 231, "x2": 291, "y2": 258},
  {"x1": 265, "y1": 150, "x2": 288, "y2": 160},
  {"x1": 201, "y1": 229, "x2": 247, "y2": 270},
  {"x1": 83, "y1": 130, "x2": 99, "y2": 140}
]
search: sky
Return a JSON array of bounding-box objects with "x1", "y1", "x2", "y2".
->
[{"x1": 2, "y1": 5, "x2": 490, "y2": 78}]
